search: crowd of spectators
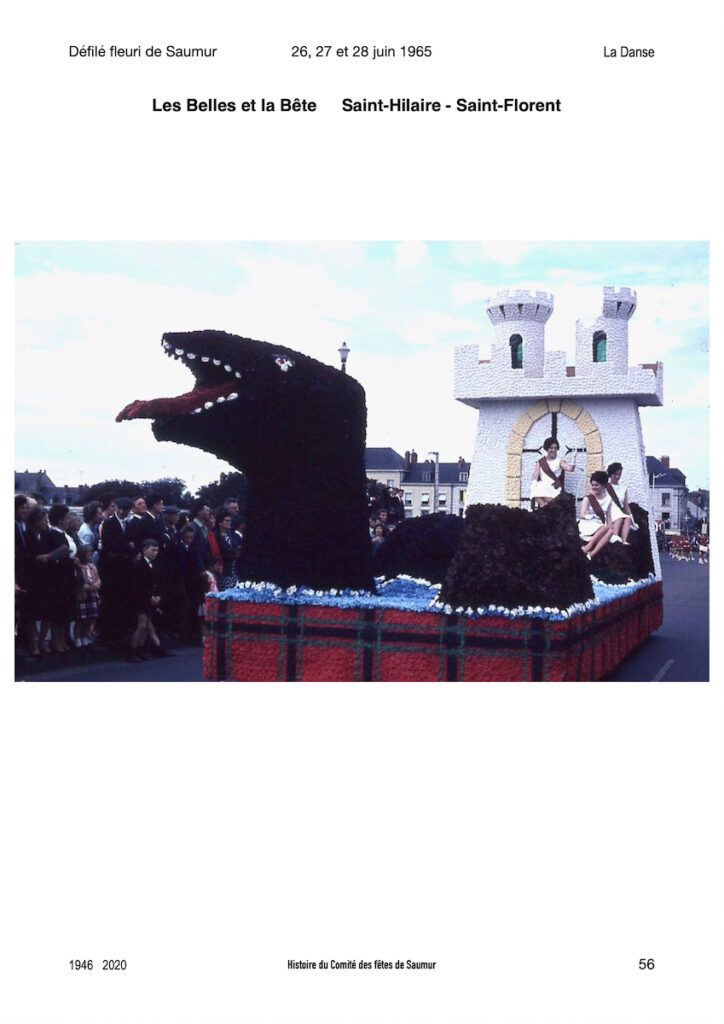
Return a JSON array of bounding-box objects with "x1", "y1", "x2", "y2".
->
[
  {"x1": 366, "y1": 480, "x2": 405, "y2": 560},
  {"x1": 14, "y1": 478, "x2": 712, "y2": 667},
  {"x1": 14, "y1": 491, "x2": 244, "y2": 661}
]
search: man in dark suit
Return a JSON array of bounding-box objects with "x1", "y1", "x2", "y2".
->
[
  {"x1": 177, "y1": 523, "x2": 206, "y2": 641},
  {"x1": 125, "y1": 494, "x2": 165, "y2": 551},
  {"x1": 15, "y1": 494, "x2": 31, "y2": 644},
  {"x1": 98, "y1": 496, "x2": 136, "y2": 648},
  {"x1": 157, "y1": 505, "x2": 182, "y2": 636}
]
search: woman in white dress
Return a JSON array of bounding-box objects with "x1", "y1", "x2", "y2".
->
[
  {"x1": 578, "y1": 471, "x2": 614, "y2": 559},
  {"x1": 530, "y1": 437, "x2": 576, "y2": 508},
  {"x1": 606, "y1": 462, "x2": 636, "y2": 545}
]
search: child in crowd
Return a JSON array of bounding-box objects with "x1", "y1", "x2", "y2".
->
[{"x1": 74, "y1": 544, "x2": 101, "y2": 647}]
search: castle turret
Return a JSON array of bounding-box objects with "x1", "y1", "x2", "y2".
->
[
  {"x1": 575, "y1": 286, "x2": 637, "y2": 375},
  {"x1": 486, "y1": 289, "x2": 553, "y2": 378}
]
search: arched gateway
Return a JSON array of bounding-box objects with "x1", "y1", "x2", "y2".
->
[{"x1": 506, "y1": 398, "x2": 604, "y2": 508}]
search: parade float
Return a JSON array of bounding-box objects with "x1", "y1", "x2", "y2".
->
[{"x1": 117, "y1": 286, "x2": 664, "y2": 681}]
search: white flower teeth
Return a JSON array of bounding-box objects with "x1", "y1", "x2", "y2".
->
[
  {"x1": 227, "y1": 392, "x2": 238, "y2": 400},
  {"x1": 234, "y1": 371, "x2": 242, "y2": 378},
  {"x1": 212, "y1": 359, "x2": 221, "y2": 366},
  {"x1": 187, "y1": 352, "x2": 196, "y2": 359},
  {"x1": 224, "y1": 364, "x2": 232, "y2": 372},
  {"x1": 163, "y1": 341, "x2": 172, "y2": 349},
  {"x1": 201, "y1": 356, "x2": 210, "y2": 363},
  {"x1": 194, "y1": 408, "x2": 202, "y2": 414},
  {"x1": 204, "y1": 401, "x2": 214, "y2": 410},
  {"x1": 216, "y1": 395, "x2": 225, "y2": 403},
  {"x1": 175, "y1": 348, "x2": 184, "y2": 356}
]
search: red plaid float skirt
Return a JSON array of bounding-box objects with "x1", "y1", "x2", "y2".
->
[{"x1": 203, "y1": 582, "x2": 663, "y2": 682}]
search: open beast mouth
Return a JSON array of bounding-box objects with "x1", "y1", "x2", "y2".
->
[{"x1": 116, "y1": 336, "x2": 244, "y2": 422}]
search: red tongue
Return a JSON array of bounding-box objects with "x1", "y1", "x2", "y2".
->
[{"x1": 116, "y1": 380, "x2": 237, "y2": 421}]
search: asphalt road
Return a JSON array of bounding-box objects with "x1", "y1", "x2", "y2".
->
[
  {"x1": 19, "y1": 554, "x2": 708, "y2": 683},
  {"x1": 603, "y1": 554, "x2": 709, "y2": 682},
  {"x1": 18, "y1": 643, "x2": 204, "y2": 683}
]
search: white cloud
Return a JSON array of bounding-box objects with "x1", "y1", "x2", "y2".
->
[
  {"x1": 450, "y1": 280, "x2": 488, "y2": 306},
  {"x1": 451, "y1": 242, "x2": 540, "y2": 266},
  {"x1": 393, "y1": 241, "x2": 429, "y2": 272},
  {"x1": 356, "y1": 347, "x2": 477, "y2": 462},
  {"x1": 398, "y1": 311, "x2": 482, "y2": 349}
]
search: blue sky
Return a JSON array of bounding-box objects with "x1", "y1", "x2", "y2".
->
[{"x1": 15, "y1": 241, "x2": 709, "y2": 491}]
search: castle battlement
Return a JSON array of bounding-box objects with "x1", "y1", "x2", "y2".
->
[
  {"x1": 455, "y1": 285, "x2": 662, "y2": 404},
  {"x1": 601, "y1": 286, "x2": 637, "y2": 319},
  {"x1": 486, "y1": 289, "x2": 554, "y2": 325}
]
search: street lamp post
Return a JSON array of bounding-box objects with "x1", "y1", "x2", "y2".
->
[
  {"x1": 338, "y1": 341, "x2": 350, "y2": 373},
  {"x1": 428, "y1": 451, "x2": 440, "y2": 514}
]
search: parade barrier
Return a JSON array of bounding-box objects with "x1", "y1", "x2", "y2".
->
[{"x1": 203, "y1": 579, "x2": 663, "y2": 682}]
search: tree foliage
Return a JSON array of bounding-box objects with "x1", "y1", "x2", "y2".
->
[
  {"x1": 195, "y1": 472, "x2": 247, "y2": 513},
  {"x1": 84, "y1": 477, "x2": 192, "y2": 506}
]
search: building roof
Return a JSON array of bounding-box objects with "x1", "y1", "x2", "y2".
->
[
  {"x1": 15, "y1": 470, "x2": 56, "y2": 493},
  {"x1": 405, "y1": 461, "x2": 471, "y2": 485},
  {"x1": 365, "y1": 448, "x2": 407, "y2": 472},
  {"x1": 364, "y1": 449, "x2": 471, "y2": 485},
  {"x1": 688, "y1": 489, "x2": 709, "y2": 508},
  {"x1": 646, "y1": 456, "x2": 686, "y2": 488}
]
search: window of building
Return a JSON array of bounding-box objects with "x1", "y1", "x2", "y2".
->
[
  {"x1": 422, "y1": 471, "x2": 431, "y2": 482},
  {"x1": 592, "y1": 330, "x2": 607, "y2": 363},
  {"x1": 421, "y1": 491, "x2": 430, "y2": 506},
  {"x1": 662, "y1": 511, "x2": 670, "y2": 524},
  {"x1": 438, "y1": 494, "x2": 447, "y2": 505},
  {"x1": 662, "y1": 492, "x2": 670, "y2": 507},
  {"x1": 509, "y1": 333, "x2": 523, "y2": 369},
  {"x1": 459, "y1": 472, "x2": 468, "y2": 482},
  {"x1": 404, "y1": 492, "x2": 412, "y2": 506},
  {"x1": 459, "y1": 490, "x2": 465, "y2": 503},
  {"x1": 387, "y1": 479, "x2": 394, "y2": 488}
]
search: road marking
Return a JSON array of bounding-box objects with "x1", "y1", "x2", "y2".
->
[{"x1": 651, "y1": 658, "x2": 675, "y2": 682}]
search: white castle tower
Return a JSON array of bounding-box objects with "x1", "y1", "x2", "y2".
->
[{"x1": 454, "y1": 286, "x2": 663, "y2": 576}]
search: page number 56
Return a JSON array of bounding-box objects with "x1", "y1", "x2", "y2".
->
[{"x1": 638, "y1": 958, "x2": 655, "y2": 970}]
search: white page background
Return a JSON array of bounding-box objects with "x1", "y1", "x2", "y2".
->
[{"x1": 2, "y1": 2, "x2": 722, "y2": 1022}]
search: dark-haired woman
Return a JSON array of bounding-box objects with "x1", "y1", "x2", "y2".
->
[
  {"x1": 213, "y1": 508, "x2": 242, "y2": 589},
  {"x1": 578, "y1": 471, "x2": 614, "y2": 560},
  {"x1": 606, "y1": 462, "x2": 636, "y2": 545},
  {"x1": 371, "y1": 523, "x2": 388, "y2": 558},
  {"x1": 25, "y1": 506, "x2": 75, "y2": 654},
  {"x1": 530, "y1": 437, "x2": 575, "y2": 508}
]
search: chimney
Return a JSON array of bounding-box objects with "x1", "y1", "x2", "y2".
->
[
  {"x1": 404, "y1": 450, "x2": 411, "y2": 468},
  {"x1": 458, "y1": 456, "x2": 465, "y2": 468},
  {"x1": 661, "y1": 456, "x2": 670, "y2": 469},
  {"x1": 411, "y1": 450, "x2": 418, "y2": 464}
]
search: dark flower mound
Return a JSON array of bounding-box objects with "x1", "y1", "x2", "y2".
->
[
  {"x1": 441, "y1": 493, "x2": 594, "y2": 611},
  {"x1": 589, "y1": 502, "x2": 654, "y2": 584},
  {"x1": 375, "y1": 512, "x2": 466, "y2": 584}
]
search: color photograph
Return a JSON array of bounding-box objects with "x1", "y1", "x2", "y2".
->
[{"x1": 14, "y1": 241, "x2": 709, "y2": 681}]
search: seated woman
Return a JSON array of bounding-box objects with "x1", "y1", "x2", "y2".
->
[
  {"x1": 606, "y1": 462, "x2": 637, "y2": 545},
  {"x1": 530, "y1": 437, "x2": 575, "y2": 508},
  {"x1": 579, "y1": 471, "x2": 614, "y2": 559}
]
